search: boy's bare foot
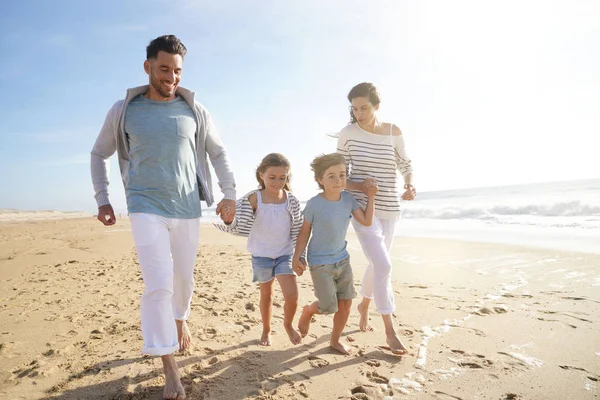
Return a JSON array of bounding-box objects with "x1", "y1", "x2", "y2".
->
[
  {"x1": 259, "y1": 330, "x2": 272, "y2": 346},
  {"x1": 163, "y1": 368, "x2": 186, "y2": 399},
  {"x1": 176, "y1": 320, "x2": 191, "y2": 352},
  {"x1": 284, "y1": 324, "x2": 302, "y2": 345},
  {"x1": 357, "y1": 303, "x2": 373, "y2": 332},
  {"x1": 386, "y1": 333, "x2": 408, "y2": 355},
  {"x1": 297, "y1": 306, "x2": 313, "y2": 338},
  {"x1": 330, "y1": 340, "x2": 353, "y2": 355}
]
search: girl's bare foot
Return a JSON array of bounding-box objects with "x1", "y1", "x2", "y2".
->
[
  {"x1": 330, "y1": 340, "x2": 353, "y2": 355},
  {"x1": 357, "y1": 303, "x2": 373, "y2": 332},
  {"x1": 259, "y1": 330, "x2": 272, "y2": 346},
  {"x1": 297, "y1": 306, "x2": 313, "y2": 337},
  {"x1": 176, "y1": 320, "x2": 191, "y2": 352},
  {"x1": 386, "y1": 333, "x2": 408, "y2": 355},
  {"x1": 163, "y1": 368, "x2": 186, "y2": 399},
  {"x1": 284, "y1": 324, "x2": 302, "y2": 345}
]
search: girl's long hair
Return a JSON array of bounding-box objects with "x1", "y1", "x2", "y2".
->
[{"x1": 255, "y1": 153, "x2": 292, "y2": 191}]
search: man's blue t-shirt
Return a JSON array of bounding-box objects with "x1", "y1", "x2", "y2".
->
[{"x1": 124, "y1": 95, "x2": 200, "y2": 218}]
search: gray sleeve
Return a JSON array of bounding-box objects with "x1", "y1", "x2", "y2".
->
[
  {"x1": 90, "y1": 102, "x2": 120, "y2": 207},
  {"x1": 201, "y1": 106, "x2": 236, "y2": 201}
]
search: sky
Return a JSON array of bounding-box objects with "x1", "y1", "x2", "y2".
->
[{"x1": 0, "y1": 0, "x2": 598, "y2": 213}]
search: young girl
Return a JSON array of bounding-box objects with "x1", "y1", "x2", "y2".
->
[
  {"x1": 292, "y1": 153, "x2": 377, "y2": 354},
  {"x1": 215, "y1": 153, "x2": 303, "y2": 346}
]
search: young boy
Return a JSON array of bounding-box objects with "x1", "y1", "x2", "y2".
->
[{"x1": 292, "y1": 153, "x2": 377, "y2": 354}]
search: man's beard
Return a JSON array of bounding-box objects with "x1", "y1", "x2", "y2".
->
[{"x1": 150, "y1": 75, "x2": 175, "y2": 98}]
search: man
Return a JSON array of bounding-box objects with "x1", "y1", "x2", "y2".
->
[{"x1": 90, "y1": 34, "x2": 235, "y2": 400}]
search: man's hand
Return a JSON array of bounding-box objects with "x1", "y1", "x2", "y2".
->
[
  {"x1": 216, "y1": 199, "x2": 236, "y2": 224},
  {"x1": 97, "y1": 204, "x2": 116, "y2": 226},
  {"x1": 292, "y1": 258, "x2": 307, "y2": 276}
]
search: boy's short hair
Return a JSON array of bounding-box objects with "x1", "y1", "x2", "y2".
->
[{"x1": 310, "y1": 153, "x2": 346, "y2": 190}]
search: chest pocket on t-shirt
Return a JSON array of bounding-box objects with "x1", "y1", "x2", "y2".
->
[{"x1": 175, "y1": 116, "x2": 197, "y2": 139}]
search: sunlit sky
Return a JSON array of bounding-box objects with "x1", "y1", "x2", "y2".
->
[{"x1": 1, "y1": 1, "x2": 598, "y2": 213}]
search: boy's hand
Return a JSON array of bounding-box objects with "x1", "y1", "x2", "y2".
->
[
  {"x1": 365, "y1": 180, "x2": 379, "y2": 198},
  {"x1": 292, "y1": 258, "x2": 306, "y2": 276}
]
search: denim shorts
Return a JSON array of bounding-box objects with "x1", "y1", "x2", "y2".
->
[
  {"x1": 309, "y1": 257, "x2": 356, "y2": 314},
  {"x1": 251, "y1": 254, "x2": 294, "y2": 284}
]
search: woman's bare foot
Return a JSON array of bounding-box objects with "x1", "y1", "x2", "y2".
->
[
  {"x1": 284, "y1": 324, "x2": 302, "y2": 345},
  {"x1": 297, "y1": 306, "x2": 313, "y2": 338},
  {"x1": 259, "y1": 330, "x2": 272, "y2": 346},
  {"x1": 163, "y1": 367, "x2": 186, "y2": 399},
  {"x1": 330, "y1": 340, "x2": 353, "y2": 355},
  {"x1": 386, "y1": 333, "x2": 408, "y2": 355},
  {"x1": 176, "y1": 320, "x2": 191, "y2": 352},
  {"x1": 357, "y1": 302, "x2": 373, "y2": 332}
]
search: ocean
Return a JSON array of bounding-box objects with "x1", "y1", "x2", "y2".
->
[{"x1": 205, "y1": 179, "x2": 600, "y2": 254}]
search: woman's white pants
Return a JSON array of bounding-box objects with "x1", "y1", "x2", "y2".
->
[
  {"x1": 129, "y1": 213, "x2": 200, "y2": 356},
  {"x1": 351, "y1": 216, "x2": 398, "y2": 315}
]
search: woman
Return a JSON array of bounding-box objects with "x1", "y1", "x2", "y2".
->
[{"x1": 336, "y1": 82, "x2": 416, "y2": 354}]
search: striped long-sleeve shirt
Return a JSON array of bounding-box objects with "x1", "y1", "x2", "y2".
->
[
  {"x1": 213, "y1": 189, "x2": 304, "y2": 255},
  {"x1": 337, "y1": 123, "x2": 413, "y2": 220}
]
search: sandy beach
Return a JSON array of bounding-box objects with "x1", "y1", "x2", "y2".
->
[{"x1": 0, "y1": 217, "x2": 598, "y2": 399}]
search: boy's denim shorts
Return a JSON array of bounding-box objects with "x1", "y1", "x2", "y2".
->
[
  {"x1": 251, "y1": 254, "x2": 294, "y2": 284},
  {"x1": 309, "y1": 256, "x2": 356, "y2": 314}
]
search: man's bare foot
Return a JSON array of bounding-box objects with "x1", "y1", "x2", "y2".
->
[
  {"x1": 297, "y1": 306, "x2": 313, "y2": 338},
  {"x1": 284, "y1": 324, "x2": 302, "y2": 345},
  {"x1": 357, "y1": 303, "x2": 373, "y2": 332},
  {"x1": 330, "y1": 340, "x2": 353, "y2": 355},
  {"x1": 176, "y1": 320, "x2": 191, "y2": 352},
  {"x1": 386, "y1": 333, "x2": 408, "y2": 355},
  {"x1": 163, "y1": 368, "x2": 186, "y2": 399},
  {"x1": 259, "y1": 330, "x2": 272, "y2": 346}
]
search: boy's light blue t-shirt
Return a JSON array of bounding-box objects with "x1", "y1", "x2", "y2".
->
[
  {"x1": 124, "y1": 95, "x2": 201, "y2": 218},
  {"x1": 303, "y1": 191, "x2": 360, "y2": 266}
]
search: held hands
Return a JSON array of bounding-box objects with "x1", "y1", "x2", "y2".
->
[
  {"x1": 97, "y1": 204, "x2": 116, "y2": 226},
  {"x1": 292, "y1": 258, "x2": 307, "y2": 276},
  {"x1": 362, "y1": 177, "x2": 379, "y2": 198},
  {"x1": 216, "y1": 199, "x2": 236, "y2": 224},
  {"x1": 401, "y1": 184, "x2": 417, "y2": 201}
]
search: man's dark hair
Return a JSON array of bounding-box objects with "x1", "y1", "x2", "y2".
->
[{"x1": 146, "y1": 35, "x2": 187, "y2": 60}]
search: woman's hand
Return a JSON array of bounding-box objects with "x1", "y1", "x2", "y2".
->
[
  {"x1": 401, "y1": 183, "x2": 416, "y2": 201},
  {"x1": 360, "y1": 177, "x2": 377, "y2": 195}
]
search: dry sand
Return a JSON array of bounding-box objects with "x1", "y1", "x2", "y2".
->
[{"x1": 0, "y1": 217, "x2": 598, "y2": 399}]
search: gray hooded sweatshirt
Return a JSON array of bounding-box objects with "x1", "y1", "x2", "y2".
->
[{"x1": 90, "y1": 85, "x2": 236, "y2": 209}]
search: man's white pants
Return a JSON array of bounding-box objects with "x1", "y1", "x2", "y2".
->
[
  {"x1": 351, "y1": 216, "x2": 398, "y2": 315},
  {"x1": 130, "y1": 213, "x2": 200, "y2": 356}
]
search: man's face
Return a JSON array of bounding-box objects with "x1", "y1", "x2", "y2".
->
[{"x1": 144, "y1": 51, "x2": 183, "y2": 100}]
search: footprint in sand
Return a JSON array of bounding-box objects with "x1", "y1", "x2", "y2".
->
[
  {"x1": 475, "y1": 305, "x2": 508, "y2": 316},
  {"x1": 351, "y1": 384, "x2": 378, "y2": 398},
  {"x1": 559, "y1": 365, "x2": 600, "y2": 381},
  {"x1": 365, "y1": 371, "x2": 388, "y2": 384},
  {"x1": 308, "y1": 355, "x2": 329, "y2": 368},
  {"x1": 449, "y1": 350, "x2": 494, "y2": 369}
]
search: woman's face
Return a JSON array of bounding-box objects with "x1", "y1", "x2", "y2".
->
[{"x1": 351, "y1": 96, "x2": 379, "y2": 125}]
